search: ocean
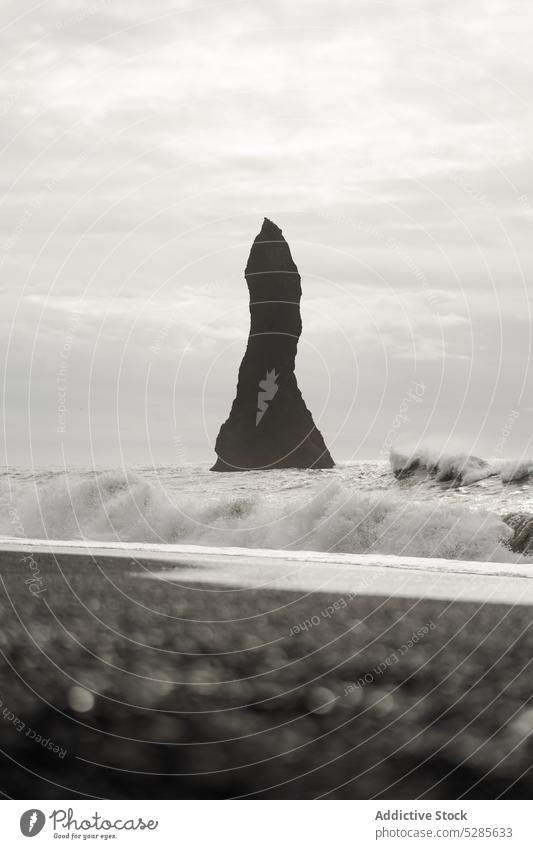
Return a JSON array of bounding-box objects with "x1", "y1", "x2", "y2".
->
[{"x1": 1, "y1": 449, "x2": 532, "y2": 564}]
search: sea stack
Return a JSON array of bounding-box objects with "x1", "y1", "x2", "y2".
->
[{"x1": 211, "y1": 218, "x2": 334, "y2": 471}]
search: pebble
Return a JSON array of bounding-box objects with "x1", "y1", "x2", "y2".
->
[
  {"x1": 68, "y1": 686, "x2": 95, "y2": 713},
  {"x1": 305, "y1": 686, "x2": 337, "y2": 715},
  {"x1": 509, "y1": 706, "x2": 533, "y2": 737}
]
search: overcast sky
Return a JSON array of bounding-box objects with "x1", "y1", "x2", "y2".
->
[{"x1": 1, "y1": 0, "x2": 533, "y2": 468}]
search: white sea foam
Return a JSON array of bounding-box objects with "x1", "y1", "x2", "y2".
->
[{"x1": 0, "y1": 468, "x2": 520, "y2": 563}]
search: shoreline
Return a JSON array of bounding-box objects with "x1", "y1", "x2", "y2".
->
[
  {"x1": 1, "y1": 538, "x2": 533, "y2": 606},
  {"x1": 1, "y1": 549, "x2": 533, "y2": 798}
]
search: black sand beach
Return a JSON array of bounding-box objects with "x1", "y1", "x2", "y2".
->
[{"x1": 0, "y1": 550, "x2": 532, "y2": 799}]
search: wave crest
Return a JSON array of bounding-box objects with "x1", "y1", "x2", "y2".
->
[
  {"x1": 390, "y1": 448, "x2": 496, "y2": 485},
  {"x1": 390, "y1": 447, "x2": 533, "y2": 485}
]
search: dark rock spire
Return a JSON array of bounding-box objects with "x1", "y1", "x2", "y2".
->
[{"x1": 211, "y1": 218, "x2": 334, "y2": 471}]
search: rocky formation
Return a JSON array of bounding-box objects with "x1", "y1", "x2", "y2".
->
[
  {"x1": 211, "y1": 218, "x2": 334, "y2": 472},
  {"x1": 503, "y1": 512, "x2": 533, "y2": 555}
]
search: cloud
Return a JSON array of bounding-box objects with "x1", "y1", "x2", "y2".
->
[{"x1": 1, "y1": 0, "x2": 533, "y2": 462}]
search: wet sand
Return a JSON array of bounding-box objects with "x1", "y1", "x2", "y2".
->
[{"x1": 0, "y1": 549, "x2": 532, "y2": 799}]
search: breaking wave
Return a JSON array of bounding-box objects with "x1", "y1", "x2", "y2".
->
[
  {"x1": 499, "y1": 460, "x2": 533, "y2": 484},
  {"x1": 0, "y1": 468, "x2": 523, "y2": 563},
  {"x1": 391, "y1": 448, "x2": 533, "y2": 485}
]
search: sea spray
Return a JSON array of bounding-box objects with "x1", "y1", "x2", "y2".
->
[{"x1": 0, "y1": 467, "x2": 520, "y2": 563}]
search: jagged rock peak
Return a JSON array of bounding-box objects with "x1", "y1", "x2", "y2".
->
[{"x1": 245, "y1": 217, "x2": 298, "y2": 276}]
